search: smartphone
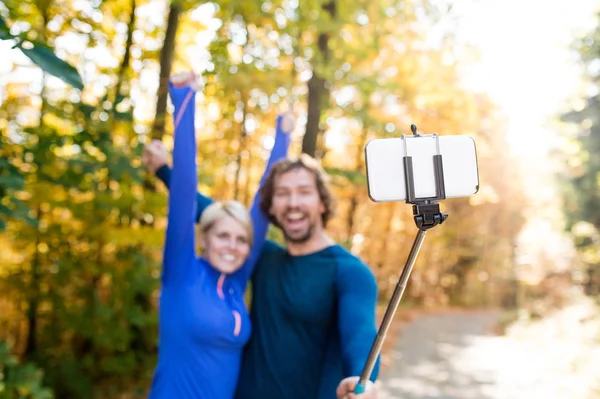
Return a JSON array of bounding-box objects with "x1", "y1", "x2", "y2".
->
[{"x1": 364, "y1": 134, "x2": 479, "y2": 202}]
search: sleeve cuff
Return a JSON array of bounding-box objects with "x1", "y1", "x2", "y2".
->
[{"x1": 155, "y1": 164, "x2": 172, "y2": 187}]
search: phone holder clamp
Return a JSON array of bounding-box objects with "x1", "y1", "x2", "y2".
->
[{"x1": 354, "y1": 124, "x2": 450, "y2": 394}]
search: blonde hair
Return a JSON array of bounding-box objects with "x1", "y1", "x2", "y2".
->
[{"x1": 199, "y1": 200, "x2": 254, "y2": 244}]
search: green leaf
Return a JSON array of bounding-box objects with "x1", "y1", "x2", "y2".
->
[
  {"x1": 78, "y1": 103, "x2": 96, "y2": 119},
  {"x1": 18, "y1": 42, "x2": 84, "y2": 90},
  {"x1": 114, "y1": 94, "x2": 126, "y2": 107},
  {"x1": 0, "y1": 174, "x2": 25, "y2": 189},
  {"x1": 0, "y1": 17, "x2": 13, "y2": 40},
  {"x1": 114, "y1": 111, "x2": 133, "y2": 122}
]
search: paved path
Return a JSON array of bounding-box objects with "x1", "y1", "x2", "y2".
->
[{"x1": 377, "y1": 303, "x2": 600, "y2": 399}]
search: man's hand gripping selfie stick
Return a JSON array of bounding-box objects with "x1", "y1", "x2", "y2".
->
[{"x1": 354, "y1": 124, "x2": 448, "y2": 394}]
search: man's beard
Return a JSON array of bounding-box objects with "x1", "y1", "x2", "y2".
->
[{"x1": 282, "y1": 223, "x2": 314, "y2": 244}]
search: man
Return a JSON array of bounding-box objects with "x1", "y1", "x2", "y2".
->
[{"x1": 143, "y1": 126, "x2": 380, "y2": 399}]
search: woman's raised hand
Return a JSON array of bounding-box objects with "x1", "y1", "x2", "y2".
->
[{"x1": 170, "y1": 71, "x2": 201, "y2": 91}]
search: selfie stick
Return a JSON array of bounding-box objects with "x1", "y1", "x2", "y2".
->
[{"x1": 354, "y1": 124, "x2": 448, "y2": 394}]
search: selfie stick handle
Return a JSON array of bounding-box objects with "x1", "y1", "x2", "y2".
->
[
  {"x1": 354, "y1": 227, "x2": 427, "y2": 393},
  {"x1": 355, "y1": 125, "x2": 448, "y2": 394}
]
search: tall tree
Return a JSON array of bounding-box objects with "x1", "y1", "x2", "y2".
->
[
  {"x1": 560, "y1": 15, "x2": 600, "y2": 296},
  {"x1": 151, "y1": 1, "x2": 182, "y2": 140},
  {"x1": 303, "y1": 1, "x2": 336, "y2": 158}
]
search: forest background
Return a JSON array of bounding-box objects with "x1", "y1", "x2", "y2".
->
[{"x1": 1, "y1": 0, "x2": 600, "y2": 397}]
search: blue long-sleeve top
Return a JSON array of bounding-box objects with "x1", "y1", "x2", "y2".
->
[
  {"x1": 154, "y1": 119, "x2": 380, "y2": 399},
  {"x1": 234, "y1": 242, "x2": 380, "y2": 399},
  {"x1": 148, "y1": 83, "x2": 290, "y2": 399}
]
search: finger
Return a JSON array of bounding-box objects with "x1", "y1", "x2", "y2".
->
[
  {"x1": 143, "y1": 142, "x2": 154, "y2": 154},
  {"x1": 337, "y1": 377, "x2": 358, "y2": 397},
  {"x1": 144, "y1": 146, "x2": 158, "y2": 158},
  {"x1": 149, "y1": 139, "x2": 164, "y2": 150},
  {"x1": 336, "y1": 381, "x2": 347, "y2": 397},
  {"x1": 146, "y1": 141, "x2": 164, "y2": 156},
  {"x1": 170, "y1": 71, "x2": 195, "y2": 88},
  {"x1": 170, "y1": 73, "x2": 186, "y2": 86},
  {"x1": 183, "y1": 72, "x2": 196, "y2": 88},
  {"x1": 147, "y1": 140, "x2": 160, "y2": 150},
  {"x1": 189, "y1": 73, "x2": 201, "y2": 92},
  {"x1": 280, "y1": 113, "x2": 295, "y2": 133}
]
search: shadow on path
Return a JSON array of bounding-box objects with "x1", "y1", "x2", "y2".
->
[{"x1": 378, "y1": 311, "x2": 501, "y2": 399}]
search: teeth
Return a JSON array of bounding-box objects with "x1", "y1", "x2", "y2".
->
[
  {"x1": 287, "y1": 213, "x2": 304, "y2": 221},
  {"x1": 221, "y1": 254, "x2": 235, "y2": 262}
]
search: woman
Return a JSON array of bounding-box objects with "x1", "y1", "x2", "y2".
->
[{"x1": 147, "y1": 72, "x2": 291, "y2": 399}]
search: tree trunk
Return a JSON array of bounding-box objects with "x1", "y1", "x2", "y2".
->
[
  {"x1": 449, "y1": 253, "x2": 479, "y2": 306},
  {"x1": 303, "y1": 75, "x2": 325, "y2": 158},
  {"x1": 242, "y1": 153, "x2": 253, "y2": 207},
  {"x1": 113, "y1": 0, "x2": 137, "y2": 102},
  {"x1": 233, "y1": 97, "x2": 248, "y2": 201},
  {"x1": 24, "y1": 209, "x2": 41, "y2": 358},
  {"x1": 345, "y1": 127, "x2": 369, "y2": 241},
  {"x1": 152, "y1": 2, "x2": 182, "y2": 140},
  {"x1": 25, "y1": 6, "x2": 51, "y2": 359},
  {"x1": 302, "y1": 0, "x2": 336, "y2": 158}
]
